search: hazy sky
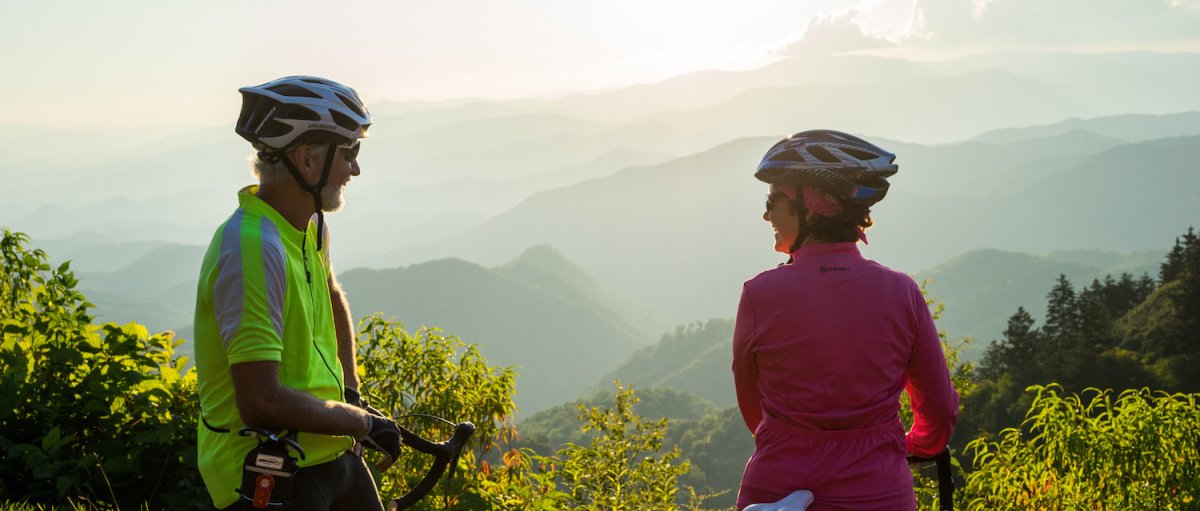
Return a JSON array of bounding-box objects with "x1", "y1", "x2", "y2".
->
[{"x1": 3, "y1": 0, "x2": 1199, "y2": 127}]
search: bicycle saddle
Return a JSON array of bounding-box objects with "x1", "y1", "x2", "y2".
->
[{"x1": 743, "y1": 489, "x2": 814, "y2": 511}]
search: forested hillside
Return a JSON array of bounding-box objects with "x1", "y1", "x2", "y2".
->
[
  {"x1": 594, "y1": 320, "x2": 737, "y2": 408},
  {"x1": 959, "y1": 227, "x2": 1200, "y2": 439},
  {"x1": 916, "y1": 248, "x2": 1162, "y2": 360}
]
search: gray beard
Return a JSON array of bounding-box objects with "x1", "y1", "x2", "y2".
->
[{"x1": 320, "y1": 185, "x2": 345, "y2": 213}]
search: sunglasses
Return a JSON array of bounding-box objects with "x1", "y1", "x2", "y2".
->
[
  {"x1": 765, "y1": 192, "x2": 791, "y2": 213},
  {"x1": 337, "y1": 140, "x2": 362, "y2": 161}
]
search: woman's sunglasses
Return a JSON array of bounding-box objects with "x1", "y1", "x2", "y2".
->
[{"x1": 765, "y1": 192, "x2": 791, "y2": 213}]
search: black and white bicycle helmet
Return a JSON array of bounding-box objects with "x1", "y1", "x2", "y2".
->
[
  {"x1": 236, "y1": 76, "x2": 371, "y2": 151},
  {"x1": 755, "y1": 130, "x2": 898, "y2": 206}
]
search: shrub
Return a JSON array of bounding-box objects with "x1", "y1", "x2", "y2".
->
[
  {"x1": 962, "y1": 384, "x2": 1200, "y2": 510},
  {"x1": 0, "y1": 229, "x2": 204, "y2": 509}
]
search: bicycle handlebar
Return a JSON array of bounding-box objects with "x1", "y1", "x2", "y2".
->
[{"x1": 390, "y1": 421, "x2": 475, "y2": 510}]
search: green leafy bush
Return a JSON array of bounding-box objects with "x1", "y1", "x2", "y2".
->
[
  {"x1": 0, "y1": 229, "x2": 204, "y2": 508},
  {"x1": 465, "y1": 382, "x2": 711, "y2": 511},
  {"x1": 962, "y1": 384, "x2": 1200, "y2": 510},
  {"x1": 355, "y1": 314, "x2": 519, "y2": 509}
]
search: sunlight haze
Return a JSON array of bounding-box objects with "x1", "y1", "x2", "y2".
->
[{"x1": 2, "y1": 0, "x2": 1200, "y2": 415}]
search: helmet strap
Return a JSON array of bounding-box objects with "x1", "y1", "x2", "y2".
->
[
  {"x1": 276, "y1": 144, "x2": 339, "y2": 251},
  {"x1": 790, "y1": 209, "x2": 814, "y2": 253}
]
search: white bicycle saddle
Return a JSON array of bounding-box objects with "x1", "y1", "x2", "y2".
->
[{"x1": 743, "y1": 490, "x2": 814, "y2": 511}]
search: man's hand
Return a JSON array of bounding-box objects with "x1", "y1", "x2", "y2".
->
[
  {"x1": 361, "y1": 415, "x2": 403, "y2": 470},
  {"x1": 346, "y1": 387, "x2": 385, "y2": 456}
]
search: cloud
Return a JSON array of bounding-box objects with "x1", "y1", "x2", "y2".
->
[
  {"x1": 777, "y1": 8, "x2": 898, "y2": 56},
  {"x1": 907, "y1": 0, "x2": 1200, "y2": 48}
]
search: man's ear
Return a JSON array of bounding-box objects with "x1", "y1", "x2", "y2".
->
[{"x1": 288, "y1": 144, "x2": 320, "y2": 181}]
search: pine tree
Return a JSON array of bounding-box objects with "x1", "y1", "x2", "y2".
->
[
  {"x1": 1173, "y1": 227, "x2": 1200, "y2": 389},
  {"x1": 997, "y1": 307, "x2": 1040, "y2": 386},
  {"x1": 1134, "y1": 273, "x2": 1157, "y2": 304},
  {"x1": 1041, "y1": 275, "x2": 1080, "y2": 385},
  {"x1": 1042, "y1": 275, "x2": 1078, "y2": 341},
  {"x1": 1160, "y1": 237, "x2": 1185, "y2": 284}
]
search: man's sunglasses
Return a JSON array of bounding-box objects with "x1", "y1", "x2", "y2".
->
[
  {"x1": 337, "y1": 140, "x2": 362, "y2": 161},
  {"x1": 765, "y1": 192, "x2": 791, "y2": 213}
]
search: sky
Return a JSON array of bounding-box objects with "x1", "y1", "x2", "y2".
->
[{"x1": 2, "y1": 0, "x2": 1200, "y2": 127}]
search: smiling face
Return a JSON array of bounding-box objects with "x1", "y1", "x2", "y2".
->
[
  {"x1": 763, "y1": 184, "x2": 801, "y2": 254},
  {"x1": 319, "y1": 142, "x2": 362, "y2": 212},
  {"x1": 291, "y1": 141, "x2": 361, "y2": 212}
]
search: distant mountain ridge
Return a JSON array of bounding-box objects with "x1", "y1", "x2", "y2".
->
[
  {"x1": 338, "y1": 245, "x2": 668, "y2": 415},
  {"x1": 361, "y1": 131, "x2": 1199, "y2": 326},
  {"x1": 969, "y1": 112, "x2": 1200, "y2": 144},
  {"x1": 917, "y1": 248, "x2": 1163, "y2": 360}
]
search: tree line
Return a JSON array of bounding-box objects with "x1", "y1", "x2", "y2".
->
[{"x1": 959, "y1": 227, "x2": 1200, "y2": 440}]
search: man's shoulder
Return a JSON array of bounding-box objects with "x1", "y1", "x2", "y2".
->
[{"x1": 207, "y1": 207, "x2": 293, "y2": 263}]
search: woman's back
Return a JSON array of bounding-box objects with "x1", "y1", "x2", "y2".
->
[
  {"x1": 733, "y1": 243, "x2": 958, "y2": 510},
  {"x1": 735, "y1": 242, "x2": 936, "y2": 432}
]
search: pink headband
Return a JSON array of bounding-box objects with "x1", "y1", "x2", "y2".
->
[
  {"x1": 801, "y1": 185, "x2": 843, "y2": 217},
  {"x1": 775, "y1": 184, "x2": 868, "y2": 244}
]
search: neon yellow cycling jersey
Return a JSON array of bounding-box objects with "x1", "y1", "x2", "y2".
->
[{"x1": 193, "y1": 185, "x2": 351, "y2": 508}]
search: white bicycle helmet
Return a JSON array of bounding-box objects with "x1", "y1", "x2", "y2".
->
[
  {"x1": 236, "y1": 76, "x2": 371, "y2": 151},
  {"x1": 755, "y1": 130, "x2": 898, "y2": 206}
]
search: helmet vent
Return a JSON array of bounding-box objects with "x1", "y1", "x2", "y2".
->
[
  {"x1": 842, "y1": 147, "x2": 879, "y2": 161},
  {"x1": 806, "y1": 145, "x2": 840, "y2": 163},
  {"x1": 270, "y1": 84, "x2": 322, "y2": 99},
  {"x1": 336, "y1": 93, "x2": 367, "y2": 118},
  {"x1": 282, "y1": 105, "x2": 320, "y2": 121},
  {"x1": 771, "y1": 150, "x2": 806, "y2": 163},
  {"x1": 330, "y1": 110, "x2": 359, "y2": 132}
]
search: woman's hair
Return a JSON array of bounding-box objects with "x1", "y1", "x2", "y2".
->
[{"x1": 789, "y1": 200, "x2": 873, "y2": 251}]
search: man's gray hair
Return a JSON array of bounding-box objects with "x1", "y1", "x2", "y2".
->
[{"x1": 249, "y1": 145, "x2": 328, "y2": 186}]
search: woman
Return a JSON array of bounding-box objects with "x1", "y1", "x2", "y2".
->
[{"x1": 732, "y1": 130, "x2": 959, "y2": 511}]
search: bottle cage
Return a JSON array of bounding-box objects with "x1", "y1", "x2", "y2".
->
[
  {"x1": 906, "y1": 447, "x2": 954, "y2": 511},
  {"x1": 390, "y1": 419, "x2": 475, "y2": 510}
]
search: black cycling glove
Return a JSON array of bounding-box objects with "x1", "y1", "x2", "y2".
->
[{"x1": 361, "y1": 415, "x2": 404, "y2": 467}]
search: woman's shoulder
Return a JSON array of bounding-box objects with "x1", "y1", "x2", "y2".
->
[
  {"x1": 743, "y1": 261, "x2": 793, "y2": 288},
  {"x1": 861, "y1": 257, "x2": 926, "y2": 296}
]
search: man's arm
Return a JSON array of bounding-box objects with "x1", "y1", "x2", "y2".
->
[
  {"x1": 329, "y1": 273, "x2": 359, "y2": 391},
  {"x1": 232, "y1": 360, "x2": 369, "y2": 437}
]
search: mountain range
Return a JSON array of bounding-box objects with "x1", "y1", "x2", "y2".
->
[
  {"x1": 351, "y1": 127, "x2": 1199, "y2": 326},
  {"x1": 337, "y1": 245, "x2": 667, "y2": 415},
  {"x1": 5, "y1": 49, "x2": 1198, "y2": 419}
]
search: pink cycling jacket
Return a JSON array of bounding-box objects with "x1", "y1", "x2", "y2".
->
[{"x1": 733, "y1": 243, "x2": 958, "y2": 511}]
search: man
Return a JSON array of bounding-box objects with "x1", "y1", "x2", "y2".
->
[{"x1": 194, "y1": 76, "x2": 402, "y2": 510}]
